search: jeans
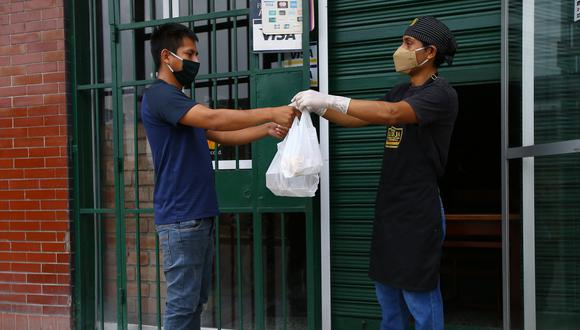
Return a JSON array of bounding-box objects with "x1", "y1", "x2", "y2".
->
[
  {"x1": 157, "y1": 218, "x2": 214, "y2": 330},
  {"x1": 374, "y1": 199, "x2": 446, "y2": 330}
]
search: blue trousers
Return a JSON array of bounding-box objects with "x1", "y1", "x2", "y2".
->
[
  {"x1": 157, "y1": 218, "x2": 214, "y2": 330},
  {"x1": 374, "y1": 200, "x2": 446, "y2": 330}
]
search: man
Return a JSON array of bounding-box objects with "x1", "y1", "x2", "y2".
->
[
  {"x1": 292, "y1": 16, "x2": 458, "y2": 330},
  {"x1": 141, "y1": 23, "x2": 294, "y2": 329}
]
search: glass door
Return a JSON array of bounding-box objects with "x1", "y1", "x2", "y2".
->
[{"x1": 502, "y1": 0, "x2": 580, "y2": 328}]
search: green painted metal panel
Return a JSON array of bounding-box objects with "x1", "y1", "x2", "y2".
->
[{"x1": 328, "y1": 0, "x2": 501, "y2": 328}]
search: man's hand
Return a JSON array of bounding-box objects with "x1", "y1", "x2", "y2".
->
[
  {"x1": 265, "y1": 122, "x2": 289, "y2": 139},
  {"x1": 270, "y1": 105, "x2": 295, "y2": 128},
  {"x1": 291, "y1": 90, "x2": 351, "y2": 116}
]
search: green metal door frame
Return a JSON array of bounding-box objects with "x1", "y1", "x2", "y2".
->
[{"x1": 67, "y1": 0, "x2": 319, "y2": 329}]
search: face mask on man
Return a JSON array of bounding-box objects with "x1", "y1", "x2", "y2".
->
[
  {"x1": 392, "y1": 46, "x2": 431, "y2": 74},
  {"x1": 166, "y1": 50, "x2": 200, "y2": 87}
]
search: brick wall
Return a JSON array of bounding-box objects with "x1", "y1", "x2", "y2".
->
[{"x1": 0, "y1": 0, "x2": 71, "y2": 328}]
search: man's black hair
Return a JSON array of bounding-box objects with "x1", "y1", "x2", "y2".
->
[{"x1": 150, "y1": 23, "x2": 199, "y2": 71}]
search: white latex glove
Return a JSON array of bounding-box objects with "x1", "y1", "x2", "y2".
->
[{"x1": 291, "y1": 90, "x2": 351, "y2": 116}]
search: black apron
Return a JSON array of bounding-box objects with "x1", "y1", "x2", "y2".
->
[{"x1": 368, "y1": 84, "x2": 445, "y2": 292}]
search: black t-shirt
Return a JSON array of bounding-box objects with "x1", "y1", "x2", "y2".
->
[{"x1": 369, "y1": 76, "x2": 458, "y2": 291}]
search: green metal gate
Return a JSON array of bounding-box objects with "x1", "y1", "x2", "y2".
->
[
  {"x1": 67, "y1": 1, "x2": 319, "y2": 329},
  {"x1": 327, "y1": 1, "x2": 501, "y2": 329}
]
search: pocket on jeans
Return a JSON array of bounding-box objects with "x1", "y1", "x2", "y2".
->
[{"x1": 177, "y1": 219, "x2": 204, "y2": 232}]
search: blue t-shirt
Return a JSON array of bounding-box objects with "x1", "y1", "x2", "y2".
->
[{"x1": 141, "y1": 79, "x2": 219, "y2": 225}]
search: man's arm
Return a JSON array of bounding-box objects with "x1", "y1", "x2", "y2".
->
[
  {"x1": 293, "y1": 90, "x2": 418, "y2": 126},
  {"x1": 345, "y1": 99, "x2": 418, "y2": 126},
  {"x1": 321, "y1": 109, "x2": 371, "y2": 128},
  {"x1": 206, "y1": 123, "x2": 287, "y2": 146},
  {"x1": 179, "y1": 104, "x2": 295, "y2": 130}
]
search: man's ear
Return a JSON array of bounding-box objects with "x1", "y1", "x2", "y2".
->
[
  {"x1": 427, "y1": 45, "x2": 438, "y2": 61},
  {"x1": 160, "y1": 49, "x2": 171, "y2": 65}
]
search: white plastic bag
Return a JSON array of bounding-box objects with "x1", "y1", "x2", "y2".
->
[
  {"x1": 265, "y1": 112, "x2": 322, "y2": 197},
  {"x1": 279, "y1": 112, "x2": 323, "y2": 178}
]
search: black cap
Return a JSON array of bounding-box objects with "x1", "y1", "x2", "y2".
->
[{"x1": 404, "y1": 16, "x2": 457, "y2": 65}]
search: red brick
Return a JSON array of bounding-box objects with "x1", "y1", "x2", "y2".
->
[
  {"x1": 54, "y1": 168, "x2": 67, "y2": 178},
  {"x1": 13, "y1": 304, "x2": 42, "y2": 314},
  {"x1": 0, "y1": 232, "x2": 25, "y2": 241},
  {"x1": 27, "y1": 253, "x2": 56, "y2": 263},
  {"x1": 0, "y1": 263, "x2": 11, "y2": 271},
  {"x1": 43, "y1": 94, "x2": 65, "y2": 105},
  {"x1": 27, "y1": 104, "x2": 59, "y2": 116},
  {"x1": 53, "y1": 211, "x2": 68, "y2": 220},
  {"x1": 13, "y1": 74, "x2": 43, "y2": 85},
  {"x1": 9, "y1": 179, "x2": 39, "y2": 189},
  {"x1": 28, "y1": 147, "x2": 60, "y2": 156},
  {"x1": 27, "y1": 83, "x2": 59, "y2": 95},
  {"x1": 15, "y1": 158, "x2": 45, "y2": 168},
  {"x1": 25, "y1": 189, "x2": 55, "y2": 199},
  {"x1": 10, "y1": 200, "x2": 40, "y2": 210},
  {"x1": 24, "y1": 168, "x2": 56, "y2": 178},
  {"x1": 0, "y1": 66, "x2": 26, "y2": 77},
  {"x1": 0, "y1": 293, "x2": 26, "y2": 303},
  {"x1": 25, "y1": 20, "x2": 43, "y2": 32},
  {"x1": 0, "y1": 252, "x2": 26, "y2": 262},
  {"x1": 27, "y1": 41, "x2": 58, "y2": 54},
  {"x1": 42, "y1": 305, "x2": 69, "y2": 315},
  {"x1": 0, "y1": 98, "x2": 12, "y2": 109},
  {"x1": 56, "y1": 274, "x2": 69, "y2": 285},
  {"x1": 13, "y1": 116, "x2": 44, "y2": 127},
  {"x1": 39, "y1": 179, "x2": 67, "y2": 188},
  {"x1": 25, "y1": 211, "x2": 55, "y2": 221},
  {"x1": 0, "y1": 118, "x2": 13, "y2": 128},
  {"x1": 40, "y1": 19, "x2": 57, "y2": 31},
  {"x1": 45, "y1": 157, "x2": 67, "y2": 167},
  {"x1": 27, "y1": 294, "x2": 58, "y2": 305},
  {"x1": 15, "y1": 315, "x2": 27, "y2": 329},
  {"x1": 0, "y1": 169, "x2": 23, "y2": 179},
  {"x1": 14, "y1": 138, "x2": 44, "y2": 150},
  {"x1": 0, "y1": 273, "x2": 26, "y2": 282},
  {"x1": 26, "y1": 232, "x2": 57, "y2": 242},
  {"x1": 11, "y1": 242, "x2": 41, "y2": 252},
  {"x1": 26, "y1": 62, "x2": 57, "y2": 74},
  {"x1": 24, "y1": 0, "x2": 58, "y2": 11},
  {"x1": 41, "y1": 7, "x2": 63, "y2": 20},
  {"x1": 12, "y1": 53, "x2": 43, "y2": 66},
  {"x1": 44, "y1": 116, "x2": 66, "y2": 127},
  {"x1": 56, "y1": 254, "x2": 69, "y2": 264},
  {"x1": 0, "y1": 158, "x2": 13, "y2": 168},
  {"x1": 0, "y1": 140, "x2": 13, "y2": 149},
  {"x1": 10, "y1": 32, "x2": 41, "y2": 44},
  {"x1": 42, "y1": 285, "x2": 69, "y2": 295},
  {"x1": 11, "y1": 283, "x2": 41, "y2": 294},
  {"x1": 42, "y1": 264, "x2": 68, "y2": 274},
  {"x1": 0, "y1": 108, "x2": 28, "y2": 118},
  {"x1": 0, "y1": 86, "x2": 26, "y2": 98},
  {"x1": 10, "y1": 221, "x2": 40, "y2": 231},
  {"x1": 0, "y1": 45, "x2": 26, "y2": 56},
  {"x1": 27, "y1": 273, "x2": 57, "y2": 284},
  {"x1": 0, "y1": 211, "x2": 25, "y2": 221},
  {"x1": 43, "y1": 72, "x2": 65, "y2": 83},
  {"x1": 40, "y1": 200, "x2": 67, "y2": 210},
  {"x1": 13, "y1": 95, "x2": 43, "y2": 107},
  {"x1": 41, "y1": 29, "x2": 63, "y2": 41},
  {"x1": 11, "y1": 263, "x2": 41, "y2": 273},
  {"x1": 11, "y1": 10, "x2": 41, "y2": 24},
  {"x1": 0, "y1": 190, "x2": 24, "y2": 199},
  {"x1": 41, "y1": 242, "x2": 66, "y2": 252},
  {"x1": 9, "y1": 23, "x2": 26, "y2": 35},
  {"x1": 0, "y1": 77, "x2": 10, "y2": 87},
  {"x1": 0, "y1": 127, "x2": 27, "y2": 138},
  {"x1": 42, "y1": 50, "x2": 65, "y2": 62},
  {"x1": 40, "y1": 221, "x2": 67, "y2": 231},
  {"x1": 0, "y1": 149, "x2": 28, "y2": 159}
]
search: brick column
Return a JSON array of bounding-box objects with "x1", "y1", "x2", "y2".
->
[{"x1": 0, "y1": 0, "x2": 71, "y2": 328}]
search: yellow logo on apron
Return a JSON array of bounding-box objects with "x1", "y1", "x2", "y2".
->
[{"x1": 385, "y1": 126, "x2": 403, "y2": 149}]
